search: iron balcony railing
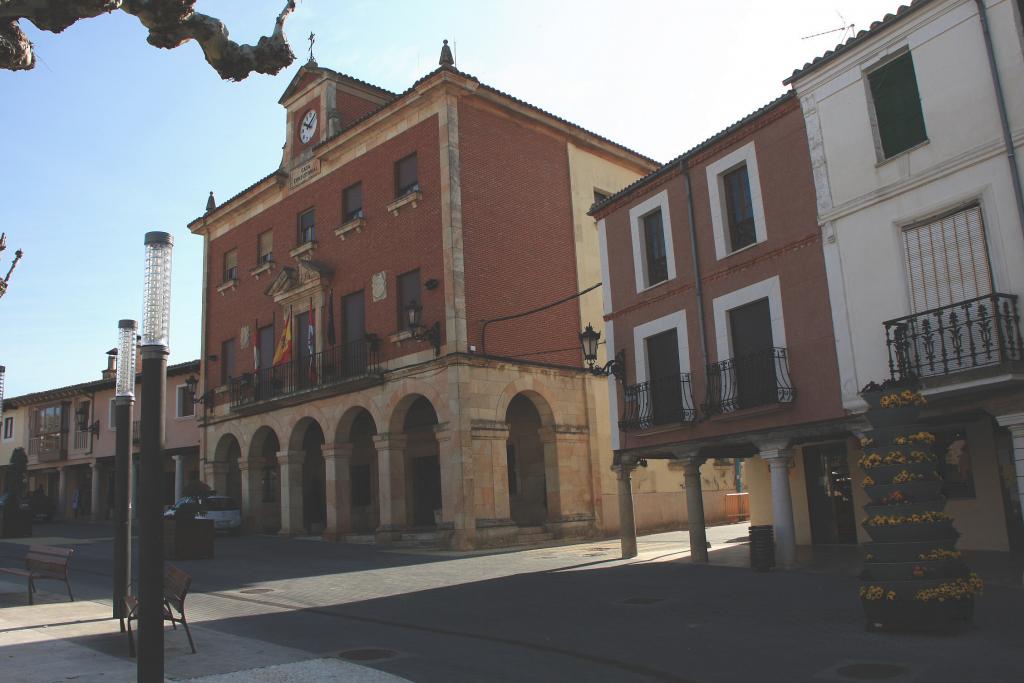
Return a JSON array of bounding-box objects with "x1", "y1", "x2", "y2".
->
[
  {"x1": 29, "y1": 433, "x2": 67, "y2": 462},
  {"x1": 73, "y1": 430, "x2": 90, "y2": 450},
  {"x1": 885, "y1": 293, "x2": 1022, "y2": 381},
  {"x1": 229, "y1": 338, "x2": 381, "y2": 409},
  {"x1": 703, "y1": 347, "x2": 795, "y2": 416},
  {"x1": 619, "y1": 372, "x2": 696, "y2": 431}
]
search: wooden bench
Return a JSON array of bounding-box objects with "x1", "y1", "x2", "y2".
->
[
  {"x1": 0, "y1": 545, "x2": 74, "y2": 605},
  {"x1": 124, "y1": 565, "x2": 196, "y2": 655}
]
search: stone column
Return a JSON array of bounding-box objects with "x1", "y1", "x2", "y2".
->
[
  {"x1": 681, "y1": 456, "x2": 709, "y2": 563},
  {"x1": 374, "y1": 434, "x2": 407, "y2": 540},
  {"x1": 437, "y1": 425, "x2": 476, "y2": 549},
  {"x1": 90, "y1": 462, "x2": 102, "y2": 521},
  {"x1": 761, "y1": 447, "x2": 797, "y2": 568},
  {"x1": 615, "y1": 463, "x2": 638, "y2": 559},
  {"x1": 238, "y1": 458, "x2": 259, "y2": 531},
  {"x1": 173, "y1": 455, "x2": 185, "y2": 502},
  {"x1": 277, "y1": 450, "x2": 306, "y2": 535},
  {"x1": 996, "y1": 413, "x2": 1024, "y2": 523},
  {"x1": 539, "y1": 426, "x2": 595, "y2": 538},
  {"x1": 468, "y1": 421, "x2": 515, "y2": 545},
  {"x1": 208, "y1": 460, "x2": 229, "y2": 498},
  {"x1": 57, "y1": 466, "x2": 68, "y2": 520},
  {"x1": 323, "y1": 444, "x2": 353, "y2": 540}
]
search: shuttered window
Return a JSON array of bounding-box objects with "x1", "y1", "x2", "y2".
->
[
  {"x1": 868, "y1": 51, "x2": 927, "y2": 158},
  {"x1": 902, "y1": 205, "x2": 992, "y2": 312},
  {"x1": 258, "y1": 230, "x2": 273, "y2": 265}
]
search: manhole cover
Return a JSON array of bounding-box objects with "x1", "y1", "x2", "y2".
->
[
  {"x1": 620, "y1": 596, "x2": 665, "y2": 605},
  {"x1": 239, "y1": 588, "x2": 273, "y2": 594},
  {"x1": 339, "y1": 648, "x2": 399, "y2": 662},
  {"x1": 835, "y1": 663, "x2": 909, "y2": 680}
]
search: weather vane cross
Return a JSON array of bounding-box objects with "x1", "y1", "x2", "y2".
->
[{"x1": 308, "y1": 32, "x2": 316, "y2": 62}]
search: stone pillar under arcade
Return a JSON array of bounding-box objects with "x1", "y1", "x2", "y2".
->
[
  {"x1": 90, "y1": 462, "x2": 102, "y2": 521},
  {"x1": 238, "y1": 458, "x2": 259, "y2": 531},
  {"x1": 469, "y1": 421, "x2": 516, "y2": 547},
  {"x1": 323, "y1": 444, "x2": 353, "y2": 540},
  {"x1": 615, "y1": 462, "x2": 638, "y2": 559},
  {"x1": 761, "y1": 446, "x2": 797, "y2": 568},
  {"x1": 57, "y1": 466, "x2": 68, "y2": 520},
  {"x1": 374, "y1": 434, "x2": 407, "y2": 541},
  {"x1": 681, "y1": 456, "x2": 709, "y2": 563},
  {"x1": 277, "y1": 449, "x2": 306, "y2": 535},
  {"x1": 540, "y1": 426, "x2": 595, "y2": 539}
]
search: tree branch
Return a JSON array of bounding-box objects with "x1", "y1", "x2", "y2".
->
[{"x1": 0, "y1": 0, "x2": 297, "y2": 80}]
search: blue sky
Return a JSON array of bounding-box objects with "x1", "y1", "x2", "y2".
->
[{"x1": 0, "y1": 0, "x2": 898, "y2": 397}]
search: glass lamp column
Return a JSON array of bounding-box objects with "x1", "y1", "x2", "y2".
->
[
  {"x1": 138, "y1": 231, "x2": 172, "y2": 682},
  {"x1": 114, "y1": 320, "x2": 137, "y2": 623}
]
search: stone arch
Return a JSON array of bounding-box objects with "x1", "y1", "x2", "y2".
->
[
  {"x1": 333, "y1": 404, "x2": 378, "y2": 447},
  {"x1": 211, "y1": 433, "x2": 242, "y2": 504},
  {"x1": 334, "y1": 406, "x2": 380, "y2": 534},
  {"x1": 494, "y1": 378, "x2": 559, "y2": 429},
  {"x1": 288, "y1": 417, "x2": 326, "y2": 534},
  {"x1": 505, "y1": 394, "x2": 553, "y2": 527},
  {"x1": 383, "y1": 379, "x2": 449, "y2": 434},
  {"x1": 248, "y1": 425, "x2": 281, "y2": 534}
]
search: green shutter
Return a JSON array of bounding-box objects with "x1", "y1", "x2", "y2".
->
[{"x1": 868, "y1": 52, "x2": 927, "y2": 158}]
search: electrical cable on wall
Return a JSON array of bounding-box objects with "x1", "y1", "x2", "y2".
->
[{"x1": 479, "y1": 282, "x2": 602, "y2": 356}]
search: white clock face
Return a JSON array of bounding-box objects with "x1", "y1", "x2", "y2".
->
[{"x1": 299, "y1": 109, "x2": 317, "y2": 144}]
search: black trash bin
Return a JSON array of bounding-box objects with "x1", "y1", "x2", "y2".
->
[{"x1": 749, "y1": 524, "x2": 774, "y2": 572}]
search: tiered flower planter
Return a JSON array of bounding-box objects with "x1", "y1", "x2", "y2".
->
[{"x1": 857, "y1": 384, "x2": 981, "y2": 633}]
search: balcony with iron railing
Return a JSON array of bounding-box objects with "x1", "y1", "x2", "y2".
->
[
  {"x1": 619, "y1": 373, "x2": 696, "y2": 431},
  {"x1": 884, "y1": 293, "x2": 1022, "y2": 382},
  {"x1": 702, "y1": 347, "x2": 795, "y2": 416},
  {"x1": 73, "y1": 429, "x2": 90, "y2": 450},
  {"x1": 229, "y1": 338, "x2": 382, "y2": 410},
  {"x1": 28, "y1": 433, "x2": 67, "y2": 462}
]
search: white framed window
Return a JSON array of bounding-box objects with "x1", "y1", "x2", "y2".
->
[
  {"x1": 629, "y1": 189, "x2": 677, "y2": 292},
  {"x1": 630, "y1": 311, "x2": 691, "y2": 428},
  {"x1": 108, "y1": 398, "x2": 117, "y2": 430},
  {"x1": 711, "y1": 275, "x2": 785, "y2": 361},
  {"x1": 633, "y1": 311, "x2": 690, "y2": 383},
  {"x1": 706, "y1": 141, "x2": 767, "y2": 259},
  {"x1": 176, "y1": 384, "x2": 195, "y2": 419},
  {"x1": 2, "y1": 416, "x2": 13, "y2": 441}
]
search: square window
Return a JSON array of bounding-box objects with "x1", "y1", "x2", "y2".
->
[
  {"x1": 867, "y1": 51, "x2": 927, "y2": 159},
  {"x1": 298, "y1": 208, "x2": 315, "y2": 244},
  {"x1": 223, "y1": 248, "x2": 238, "y2": 282},
  {"x1": 343, "y1": 183, "x2": 364, "y2": 222},
  {"x1": 257, "y1": 230, "x2": 273, "y2": 265},
  {"x1": 176, "y1": 385, "x2": 195, "y2": 418},
  {"x1": 723, "y1": 165, "x2": 756, "y2": 252},
  {"x1": 221, "y1": 339, "x2": 236, "y2": 384},
  {"x1": 397, "y1": 269, "x2": 421, "y2": 331},
  {"x1": 395, "y1": 154, "x2": 419, "y2": 197},
  {"x1": 642, "y1": 209, "x2": 668, "y2": 286}
]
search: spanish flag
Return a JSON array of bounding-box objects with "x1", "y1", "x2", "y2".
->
[{"x1": 272, "y1": 307, "x2": 293, "y2": 365}]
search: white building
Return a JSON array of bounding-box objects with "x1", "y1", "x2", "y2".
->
[{"x1": 788, "y1": 0, "x2": 1024, "y2": 550}]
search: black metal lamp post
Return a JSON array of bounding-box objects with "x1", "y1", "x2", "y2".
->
[
  {"x1": 184, "y1": 375, "x2": 211, "y2": 412},
  {"x1": 405, "y1": 300, "x2": 441, "y2": 356},
  {"x1": 75, "y1": 404, "x2": 100, "y2": 437},
  {"x1": 113, "y1": 320, "x2": 137, "y2": 623},
  {"x1": 579, "y1": 323, "x2": 626, "y2": 383},
  {"x1": 138, "y1": 232, "x2": 173, "y2": 682}
]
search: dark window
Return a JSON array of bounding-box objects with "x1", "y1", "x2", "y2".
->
[
  {"x1": 868, "y1": 51, "x2": 927, "y2": 158},
  {"x1": 646, "y1": 329, "x2": 682, "y2": 425},
  {"x1": 176, "y1": 387, "x2": 194, "y2": 418},
  {"x1": 296, "y1": 311, "x2": 312, "y2": 361},
  {"x1": 397, "y1": 269, "x2": 421, "y2": 330},
  {"x1": 343, "y1": 290, "x2": 366, "y2": 373},
  {"x1": 257, "y1": 231, "x2": 273, "y2": 265},
  {"x1": 723, "y1": 165, "x2": 756, "y2": 251},
  {"x1": 728, "y1": 298, "x2": 776, "y2": 409},
  {"x1": 258, "y1": 324, "x2": 275, "y2": 370},
  {"x1": 3, "y1": 416, "x2": 12, "y2": 439},
  {"x1": 395, "y1": 154, "x2": 419, "y2": 197},
  {"x1": 343, "y1": 183, "x2": 364, "y2": 222},
  {"x1": 642, "y1": 209, "x2": 668, "y2": 286},
  {"x1": 351, "y1": 464, "x2": 372, "y2": 506},
  {"x1": 506, "y1": 443, "x2": 518, "y2": 496},
  {"x1": 223, "y1": 249, "x2": 238, "y2": 282},
  {"x1": 220, "y1": 339, "x2": 236, "y2": 384},
  {"x1": 298, "y1": 208, "x2": 315, "y2": 244}
]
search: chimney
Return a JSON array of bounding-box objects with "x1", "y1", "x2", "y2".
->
[{"x1": 102, "y1": 349, "x2": 117, "y2": 380}]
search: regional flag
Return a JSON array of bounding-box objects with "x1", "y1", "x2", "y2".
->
[{"x1": 272, "y1": 308, "x2": 292, "y2": 365}]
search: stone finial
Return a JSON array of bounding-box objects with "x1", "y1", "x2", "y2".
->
[
  {"x1": 206, "y1": 191, "x2": 216, "y2": 213},
  {"x1": 439, "y1": 39, "x2": 454, "y2": 67}
]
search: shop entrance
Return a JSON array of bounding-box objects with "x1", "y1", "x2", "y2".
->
[{"x1": 803, "y1": 442, "x2": 857, "y2": 544}]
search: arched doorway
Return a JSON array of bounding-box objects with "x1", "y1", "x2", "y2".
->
[
  {"x1": 348, "y1": 409, "x2": 379, "y2": 533},
  {"x1": 249, "y1": 426, "x2": 281, "y2": 533},
  {"x1": 403, "y1": 396, "x2": 442, "y2": 528},
  {"x1": 290, "y1": 417, "x2": 326, "y2": 535},
  {"x1": 212, "y1": 433, "x2": 242, "y2": 505},
  {"x1": 506, "y1": 394, "x2": 549, "y2": 526}
]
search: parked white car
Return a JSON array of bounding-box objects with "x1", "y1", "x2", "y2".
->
[{"x1": 164, "y1": 495, "x2": 241, "y2": 532}]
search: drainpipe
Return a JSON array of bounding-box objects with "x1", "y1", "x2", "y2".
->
[
  {"x1": 683, "y1": 164, "x2": 710, "y2": 370},
  {"x1": 975, "y1": 0, "x2": 1024, "y2": 243}
]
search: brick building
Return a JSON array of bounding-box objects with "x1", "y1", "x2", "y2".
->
[
  {"x1": 591, "y1": 93, "x2": 860, "y2": 565},
  {"x1": 188, "y1": 46, "x2": 656, "y2": 548}
]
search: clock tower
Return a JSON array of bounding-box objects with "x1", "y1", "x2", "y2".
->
[{"x1": 278, "y1": 60, "x2": 395, "y2": 170}]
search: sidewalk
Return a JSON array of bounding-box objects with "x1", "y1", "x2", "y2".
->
[{"x1": 0, "y1": 583, "x2": 408, "y2": 682}]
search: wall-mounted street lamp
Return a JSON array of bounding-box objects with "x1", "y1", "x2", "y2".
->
[
  {"x1": 138, "y1": 232, "x2": 173, "y2": 680},
  {"x1": 75, "y1": 403, "x2": 100, "y2": 437},
  {"x1": 184, "y1": 375, "x2": 213, "y2": 409},
  {"x1": 405, "y1": 300, "x2": 441, "y2": 356},
  {"x1": 579, "y1": 323, "x2": 626, "y2": 383}
]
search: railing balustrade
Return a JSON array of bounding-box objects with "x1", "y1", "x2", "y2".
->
[
  {"x1": 619, "y1": 373, "x2": 696, "y2": 431},
  {"x1": 702, "y1": 347, "x2": 794, "y2": 416},
  {"x1": 229, "y1": 338, "x2": 381, "y2": 409},
  {"x1": 884, "y1": 293, "x2": 1022, "y2": 381},
  {"x1": 73, "y1": 430, "x2": 89, "y2": 450}
]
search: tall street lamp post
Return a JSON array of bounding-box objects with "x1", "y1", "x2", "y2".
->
[
  {"x1": 113, "y1": 320, "x2": 137, "y2": 623},
  {"x1": 138, "y1": 232, "x2": 172, "y2": 682}
]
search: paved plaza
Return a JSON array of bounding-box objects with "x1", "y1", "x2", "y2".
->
[{"x1": 1, "y1": 522, "x2": 1023, "y2": 682}]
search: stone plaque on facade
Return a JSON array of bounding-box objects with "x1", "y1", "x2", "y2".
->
[
  {"x1": 240, "y1": 324, "x2": 251, "y2": 349},
  {"x1": 290, "y1": 158, "x2": 321, "y2": 188},
  {"x1": 371, "y1": 271, "x2": 387, "y2": 302}
]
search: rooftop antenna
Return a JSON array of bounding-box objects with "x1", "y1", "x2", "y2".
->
[{"x1": 801, "y1": 12, "x2": 855, "y2": 42}]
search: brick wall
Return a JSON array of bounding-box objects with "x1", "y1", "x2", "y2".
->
[{"x1": 458, "y1": 99, "x2": 582, "y2": 366}]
